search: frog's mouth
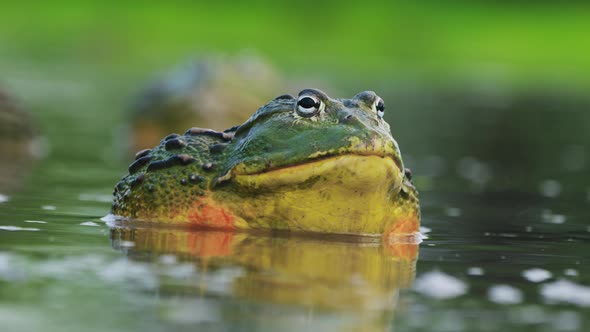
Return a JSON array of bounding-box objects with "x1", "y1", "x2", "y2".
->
[{"x1": 225, "y1": 154, "x2": 403, "y2": 192}]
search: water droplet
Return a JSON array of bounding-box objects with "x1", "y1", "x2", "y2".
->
[
  {"x1": 488, "y1": 285, "x2": 523, "y2": 304},
  {"x1": 0, "y1": 194, "x2": 9, "y2": 204},
  {"x1": 541, "y1": 279, "x2": 590, "y2": 307},
  {"x1": 540, "y1": 179, "x2": 561, "y2": 198},
  {"x1": 467, "y1": 267, "x2": 484, "y2": 276},
  {"x1": 541, "y1": 209, "x2": 566, "y2": 224},
  {"x1": 414, "y1": 270, "x2": 468, "y2": 299},
  {"x1": 523, "y1": 268, "x2": 552, "y2": 282},
  {"x1": 24, "y1": 220, "x2": 47, "y2": 224}
]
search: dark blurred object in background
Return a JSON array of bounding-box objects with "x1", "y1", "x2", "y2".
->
[
  {"x1": 0, "y1": 89, "x2": 42, "y2": 192},
  {"x1": 128, "y1": 54, "x2": 288, "y2": 151}
]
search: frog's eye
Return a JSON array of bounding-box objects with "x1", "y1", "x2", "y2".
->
[
  {"x1": 373, "y1": 97, "x2": 385, "y2": 118},
  {"x1": 296, "y1": 95, "x2": 323, "y2": 118}
]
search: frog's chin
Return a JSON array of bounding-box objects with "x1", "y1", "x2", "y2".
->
[{"x1": 229, "y1": 154, "x2": 403, "y2": 192}]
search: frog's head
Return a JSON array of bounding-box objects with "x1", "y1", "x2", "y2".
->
[{"x1": 221, "y1": 88, "x2": 403, "y2": 175}]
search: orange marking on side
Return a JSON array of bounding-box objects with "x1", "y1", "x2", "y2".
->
[
  {"x1": 385, "y1": 243, "x2": 419, "y2": 261},
  {"x1": 387, "y1": 213, "x2": 419, "y2": 235},
  {"x1": 187, "y1": 196, "x2": 236, "y2": 229},
  {"x1": 186, "y1": 231, "x2": 234, "y2": 257}
]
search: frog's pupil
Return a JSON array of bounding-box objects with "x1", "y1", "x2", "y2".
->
[
  {"x1": 298, "y1": 97, "x2": 318, "y2": 109},
  {"x1": 377, "y1": 101, "x2": 385, "y2": 112}
]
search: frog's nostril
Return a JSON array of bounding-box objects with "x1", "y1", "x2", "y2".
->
[{"x1": 342, "y1": 114, "x2": 355, "y2": 122}]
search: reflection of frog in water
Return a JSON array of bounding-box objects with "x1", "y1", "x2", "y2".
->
[
  {"x1": 111, "y1": 89, "x2": 419, "y2": 236},
  {"x1": 111, "y1": 226, "x2": 417, "y2": 330}
]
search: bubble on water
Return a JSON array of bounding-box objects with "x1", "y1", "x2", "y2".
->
[
  {"x1": 445, "y1": 207, "x2": 462, "y2": 217},
  {"x1": 80, "y1": 221, "x2": 100, "y2": 227},
  {"x1": 24, "y1": 220, "x2": 47, "y2": 224},
  {"x1": 159, "y1": 254, "x2": 177, "y2": 265},
  {"x1": 467, "y1": 267, "x2": 484, "y2": 276},
  {"x1": 523, "y1": 268, "x2": 552, "y2": 283},
  {"x1": 0, "y1": 194, "x2": 9, "y2": 203},
  {"x1": 0, "y1": 226, "x2": 40, "y2": 232},
  {"x1": 36, "y1": 254, "x2": 106, "y2": 279},
  {"x1": 41, "y1": 205, "x2": 56, "y2": 211},
  {"x1": 552, "y1": 311, "x2": 581, "y2": 331},
  {"x1": 98, "y1": 258, "x2": 158, "y2": 290},
  {"x1": 539, "y1": 179, "x2": 561, "y2": 198},
  {"x1": 561, "y1": 145, "x2": 586, "y2": 172},
  {"x1": 541, "y1": 279, "x2": 590, "y2": 307},
  {"x1": 564, "y1": 269, "x2": 578, "y2": 277},
  {"x1": 414, "y1": 270, "x2": 468, "y2": 299},
  {"x1": 456, "y1": 156, "x2": 492, "y2": 187},
  {"x1": 541, "y1": 209, "x2": 566, "y2": 224},
  {"x1": 488, "y1": 284, "x2": 523, "y2": 304}
]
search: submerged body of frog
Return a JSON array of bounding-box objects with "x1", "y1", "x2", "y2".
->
[{"x1": 111, "y1": 89, "x2": 419, "y2": 236}]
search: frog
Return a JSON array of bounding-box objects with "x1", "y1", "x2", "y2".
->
[{"x1": 111, "y1": 88, "x2": 419, "y2": 237}]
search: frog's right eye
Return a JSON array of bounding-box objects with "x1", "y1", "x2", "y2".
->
[{"x1": 296, "y1": 95, "x2": 323, "y2": 118}]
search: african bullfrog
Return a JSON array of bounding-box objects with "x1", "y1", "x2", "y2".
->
[{"x1": 111, "y1": 89, "x2": 419, "y2": 236}]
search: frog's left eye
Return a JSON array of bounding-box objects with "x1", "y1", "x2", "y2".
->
[
  {"x1": 373, "y1": 98, "x2": 385, "y2": 118},
  {"x1": 296, "y1": 95, "x2": 323, "y2": 118}
]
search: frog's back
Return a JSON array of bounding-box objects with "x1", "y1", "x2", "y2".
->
[{"x1": 112, "y1": 127, "x2": 234, "y2": 224}]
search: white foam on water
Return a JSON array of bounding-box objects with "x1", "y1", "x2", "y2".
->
[
  {"x1": 541, "y1": 279, "x2": 590, "y2": 307},
  {"x1": 41, "y1": 205, "x2": 56, "y2": 211},
  {"x1": 419, "y1": 226, "x2": 432, "y2": 234},
  {"x1": 414, "y1": 270, "x2": 468, "y2": 299},
  {"x1": 0, "y1": 226, "x2": 40, "y2": 232},
  {"x1": 541, "y1": 209, "x2": 566, "y2": 224},
  {"x1": 523, "y1": 268, "x2": 552, "y2": 283},
  {"x1": 24, "y1": 220, "x2": 47, "y2": 224},
  {"x1": 98, "y1": 258, "x2": 157, "y2": 290},
  {"x1": 488, "y1": 284, "x2": 523, "y2": 304},
  {"x1": 80, "y1": 221, "x2": 100, "y2": 227},
  {"x1": 467, "y1": 267, "x2": 484, "y2": 276}
]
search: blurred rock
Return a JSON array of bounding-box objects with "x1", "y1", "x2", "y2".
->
[{"x1": 128, "y1": 54, "x2": 291, "y2": 151}]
